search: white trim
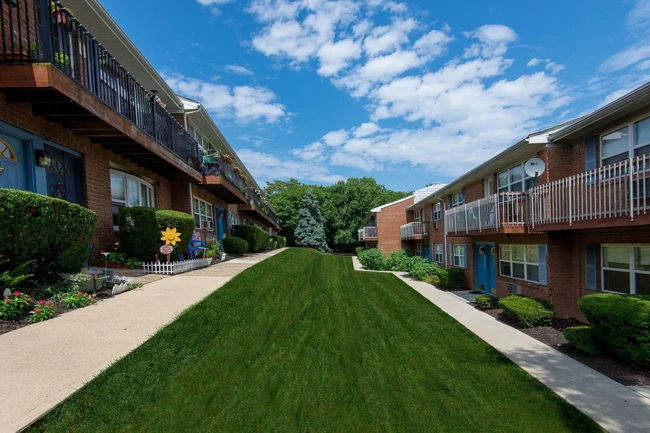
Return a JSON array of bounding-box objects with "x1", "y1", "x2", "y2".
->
[
  {"x1": 193, "y1": 196, "x2": 214, "y2": 230},
  {"x1": 370, "y1": 195, "x2": 415, "y2": 213},
  {"x1": 110, "y1": 170, "x2": 155, "y2": 229},
  {"x1": 499, "y1": 245, "x2": 540, "y2": 283},
  {"x1": 601, "y1": 244, "x2": 650, "y2": 295},
  {"x1": 452, "y1": 244, "x2": 467, "y2": 268},
  {"x1": 600, "y1": 114, "x2": 650, "y2": 167}
]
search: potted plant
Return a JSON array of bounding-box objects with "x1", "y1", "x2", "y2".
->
[
  {"x1": 51, "y1": 1, "x2": 73, "y2": 27},
  {"x1": 54, "y1": 52, "x2": 70, "y2": 66},
  {"x1": 240, "y1": 174, "x2": 248, "y2": 182},
  {"x1": 233, "y1": 166, "x2": 242, "y2": 174},
  {"x1": 65, "y1": 273, "x2": 107, "y2": 293},
  {"x1": 125, "y1": 257, "x2": 142, "y2": 270},
  {"x1": 102, "y1": 252, "x2": 126, "y2": 268},
  {"x1": 222, "y1": 153, "x2": 233, "y2": 164}
]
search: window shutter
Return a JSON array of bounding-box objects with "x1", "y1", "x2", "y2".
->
[
  {"x1": 585, "y1": 136, "x2": 597, "y2": 172},
  {"x1": 463, "y1": 243, "x2": 468, "y2": 268},
  {"x1": 538, "y1": 244, "x2": 548, "y2": 285},
  {"x1": 447, "y1": 195, "x2": 452, "y2": 208},
  {"x1": 441, "y1": 245, "x2": 445, "y2": 264},
  {"x1": 462, "y1": 188, "x2": 466, "y2": 204},
  {"x1": 586, "y1": 244, "x2": 598, "y2": 291},
  {"x1": 449, "y1": 243, "x2": 453, "y2": 267}
]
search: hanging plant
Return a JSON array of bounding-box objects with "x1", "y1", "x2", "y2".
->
[
  {"x1": 233, "y1": 166, "x2": 243, "y2": 174},
  {"x1": 240, "y1": 174, "x2": 248, "y2": 182},
  {"x1": 222, "y1": 154, "x2": 233, "y2": 164}
]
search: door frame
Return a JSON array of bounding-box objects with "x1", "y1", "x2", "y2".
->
[
  {"x1": 474, "y1": 242, "x2": 496, "y2": 293},
  {"x1": 214, "y1": 205, "x2": 226, "y2": 249}
]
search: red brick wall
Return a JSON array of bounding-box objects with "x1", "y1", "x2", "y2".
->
[{"x1": 376, "y1": 197, "x2": 414, "y2": 252}]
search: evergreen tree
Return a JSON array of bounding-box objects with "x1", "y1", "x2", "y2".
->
[{"x1": 294, "y1": 189, "x2": 330, "y2": 253}]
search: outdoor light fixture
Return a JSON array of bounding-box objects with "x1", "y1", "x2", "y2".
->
[
  {"x1": 0, "y1": 164, "x2": 4, "y2": 175},
  {"x1": 35, "y1": 150, "x2": 51, "y2": 168}
]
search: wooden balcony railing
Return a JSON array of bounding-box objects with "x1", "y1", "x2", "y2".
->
[
  {"x1": 445, "y1": 192, "x2": 528, "y2": 234},
  {"x1": 529, "y1": 154, "x2": 650, "y2": 227},
  {"x1": 400, "y1": 221, "x2": 428, "y2": 239},
  {"x1": 358, "y1": 227, "x2": 378, "y2": 241},
  {"x1": 0, "y1": 0, "x2": 201, "y2": 172}
]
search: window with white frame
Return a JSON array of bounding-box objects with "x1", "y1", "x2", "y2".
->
[
  {"x1": 601, "y1": 116, "x2": 650, "y2": 166},
  {"x1": 414, "y1": 209, "x2": 423, "y2": 222},
  {"x1": 500, "y1": 245, "x2": 540, "y2": 283},
  {"x1": 453, "y1": 244, "x2": 466, "y2": 268},
  {"x1": 451, "y1": 192, "x2": 464, "y2": 208},
  {"x1": 229, "y1": 213, "x2": 239, "y2": 233},
  {"x1": 497, "y1": 163, "x2": 536, "y2": 195},
  {"x1": 432, "y1": 202, "x2": 442, "y2": 221},
  {"x1": 602, "y1": 245, "x2": 650, "y2": 295},
  {"x1": 110, "y1": 170, "x2": 154, "y2": 227},
  {"x1": 433, "y1": 244, "x2": 444, "y2": 263},
  {"x1": 193, "y1": 197, "x2": 214, "y2": 230},
  {"x1": 415, "y1": 243, "x2": 424, "y2": 257}
]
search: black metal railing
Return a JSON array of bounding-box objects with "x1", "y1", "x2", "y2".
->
[
  {"x1": 244, "y1": 187, "x2": 278, "y2": 225},
  {"x1": 0, "y1": 0, "x2": 201, "y2": 172},
  {"x1": 203, "y1": 155, "x2": 248, "y2": 196}
]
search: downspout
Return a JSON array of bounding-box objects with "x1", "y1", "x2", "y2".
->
[{"x1": 430, "y1": 194, "x2": 447, "y2": 269}]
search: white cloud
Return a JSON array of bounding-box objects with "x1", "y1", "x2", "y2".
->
[
  {"x1": 224, "y1": 64, "x2": 254, "y2": 75},
  {"x1": 291, "y1": 141, "x2": 327, "y2": 161},
  {"x1": 353, "y1": 122, "x2": 381, "y2": 137},
  {"x1": 195, "y1": 0, "x2": 234, "y2": 15},
  {"x1": 600, "y1": 0, "x2": 650, "y2": 72},
  {"x1": 463, "y1": 24, "x2": 518, "y2": 58},
  {"x1": 238, "y1": 135, "x2": 274, "y2": 147},
  {"x1": 600, "y1": 44, "x2": 650, "y2": 73},
  {"x1": 413, "y1": 29, "x2": 454, "y2": 56},
  {"x1": 544, "y1": 59, "x2": 565, "y2": 75},
  {"x1": 317, "y1": 38, "x2": 362, "y2": 76},
  {"x1": 363, "y1": 18, "x2": 417, "y2": 57},
  {"x1": 527, "y1": 58, "x2": 541, "y2": 67},
  {"x1": 322, "y1": 130, "x2": 348, "y2": 146},
  {"x1": 237, "y1": 148, "x2": 345, "y2": 184},
  {"x1": 163, "y1": 72, "x2": 288, "y2": 124}
]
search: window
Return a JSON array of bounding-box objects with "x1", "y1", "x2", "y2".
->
[
  {"x1": 110, "y1": 170, "x2": 154, "y2": 227},
  {"x1": 500, "y1": 245, "x2": 540, "y2": 283},
  {"x1": 497, "y1": 163, "x2": 536, "y2": 195},
  {"x1": 432, "y1": 202, "x2": 442, "y2": 221},
  {"x1": 414, "y1": 209, "x2": 423, "y2": 222},
  {"x1": 193, "y1": 197, "x2": 214, "y2": 230},
  {"x1": 451, "y1": 192, "x2": 464, "y2": 208},
  {"x1": 453, "y1": 244, "x2": 466, "y2": 268},
  {"x1": 230, "y1": 213, "x2": 239, "y2": 232},
  {"x1": 601, "y1": 116, "x2": 650, "y2": 166},
  {"x1": 433, "y1": 244, "x2": 444, "y2": 263},
  {"x1": 602, "y1": 245, "x2": 650, "y2": 295},
  {"x1": 415, "y1": 244, "x2": 424, "y2": 257}
]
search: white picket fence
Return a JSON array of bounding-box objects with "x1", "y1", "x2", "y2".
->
[{"x1": 141, "y1": 258, "x2": 213, "y2": 275}]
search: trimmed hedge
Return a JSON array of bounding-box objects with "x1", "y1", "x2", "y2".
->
[
  {"x1": 277, "y1": 236, "x2": 287, "y2": 248},
  {"x1": 475, "y1": 295, "x2": 500, "y2": 309},
  {"x1": 0, "y1": 189, "x2": 97, "y2": 279},
  {"x1": 223, "y1": 236, "x2": 249, "y2": 255},
  {"x1": 118, "y1": 208, "x2": 194, "y2": 261},
  {"x1": 579, "y1": 294, "x2": 650, "y2": 367},
  {"x1": 563, "y1": 326, "x2": 599, "y2": 355},
  {"x1": 233, "y1": 225, "x2": 270, "y2": 252},
  {"x1": 435, "y1": 268, "x2": 465, "y2": 289},
  {"x1": 407, "y1": 257, "x2": 438, "y2": 281},
  {"x1": 498, "y1": 295, "x2": 555, "y2": 328},
  {"x1": 355, "y1": 247, "x2": 364, "y2": 256},
  {"x1": 358, "y1": 248, "x2": 386, "y2": 270}
]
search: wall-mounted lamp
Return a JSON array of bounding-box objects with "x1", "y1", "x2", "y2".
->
[
  {"x1": 0, "y1": 163, "x2": 4, "y2": 175},
  {"x1": 35, "y1": 150, "x2": 51, "y2": 168}
]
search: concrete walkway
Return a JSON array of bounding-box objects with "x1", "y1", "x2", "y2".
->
[
  {"x1": 353, "y1": 257, "x2": 650, "y2": 433},
  {"x1": 0, "y1": 249, "x2": 285, "y2": 433}
]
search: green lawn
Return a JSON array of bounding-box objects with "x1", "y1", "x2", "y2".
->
[{"x1": 30, "y1": 249, "x2": 601, "y2": 432}]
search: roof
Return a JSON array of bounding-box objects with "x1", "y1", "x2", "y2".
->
[
  {"x1": 64, "y1": 0, "x2": 183, "y2": 110},
  {"x1": 414, "y1": 184, "x2": 446, "y2": 204},
  {"x1": 370, "y1": 195, "x2": 415, "y2": 213},
  {"x1": 549, "y1": 80, "x2": 650, "y2": 142}
]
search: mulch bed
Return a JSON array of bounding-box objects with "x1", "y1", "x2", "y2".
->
[{"x1": 481, "y1": 307, "x2": 650, "y2": 386}]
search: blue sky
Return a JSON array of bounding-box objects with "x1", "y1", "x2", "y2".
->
[{"x1": 101, "y1": 0, "x2": 650, "y2": 192}]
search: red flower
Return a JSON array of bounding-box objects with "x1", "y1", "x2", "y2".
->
[
  {"x1": 38, "y1": 300, "x2": 46, "y2": 305},
  {"x1": 47, "y1": 302, "x2": 54, "y2": 306},
  {"x1": 34, "y1": 308, "x2": 41, "y2": 314},
  {"x1": 76, "y1": 291, "x2": 82, "y2": 296},
  {"x1": 5, "y1": 298, "x2": 11, "y2": 303},
  {"x1": 100, "y1": 250, "x2": 105, "y2": 254},
  {"x1": 13, "y1": 291, "x2": 21, "y2": 297}
]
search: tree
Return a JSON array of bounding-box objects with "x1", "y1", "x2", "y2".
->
[{"x1": 294, "y1": 189, "x2": 330, "y2": 253}]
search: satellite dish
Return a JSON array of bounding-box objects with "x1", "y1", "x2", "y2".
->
[{"x1": 524, "y1": 158, "x2": 546, "y2": 178}]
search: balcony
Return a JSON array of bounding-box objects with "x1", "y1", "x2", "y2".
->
[
  {"x1": 0, "y1": 0, "x2": 202, "y2": 180},
  {"x1": 400, "y1": 221, "x2": 428, "y2": 240},
  {"x1": 529, "y1": 155, "x2": 650, "y2": 230},
  {"x1": 238, "y1": 188, "x2": 281, "y2": 228},
  {"x1": 445, "y1": 192, "x2": 528, "y2": 236},
  {"x1": 358, "y1": 227, "x2": 378, "y2": 241},
  {"x1": 200, "y1": 155, "x2": 249, "y2": 204}
]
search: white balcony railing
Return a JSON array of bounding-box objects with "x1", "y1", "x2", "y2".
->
[
  {"x1": 400, "y1": 221, "x2": 428, "y2": 239},
  {"x1": 358, "y1": 226, "x2": 378, "y2": 241},
  {"x1": 529, "y1": 155, "x2": 650, "y2": 227},
  {"x1": 444, "y1": 192, "x2": 528, "y2": 235}
]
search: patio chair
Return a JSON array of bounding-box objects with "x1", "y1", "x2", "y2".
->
[{"x1": 188, "y1": 240, "x2": 206, "y2": 259}]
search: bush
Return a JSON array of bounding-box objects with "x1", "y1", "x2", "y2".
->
[
  {"x1": 29, "y1": 300, "x2": 55, "y2": 323},
  {"x1": 223, "y1": 237, "x2": 249, "y2": 255},
  {"x1": 579, "y1": 294, "x2": 650, "y2": 367},
  {"x1": 358, "y1": 248, "x2": 387, "y2": 270},
  {"x1": 385, "y1": 249, "x2": 410, "y2": 271},
  {"x1": 277, "y1": 236, "x2": 287, "y2": 248},
  {"x1": 564, "y1": 326, "x2": 599, "y2": 355},
  {"x1": 355, "y1": 247, "x2": 364, "y2": 256},
  {"x1": 498, "y1": 295, "x2": 555, "y2": 328},
  {"x1": 62, "y1": 291, "x2": 96, "y2": 309},
  {"x1": 0, "y1": 189, "x2": 97, "y2": 279},
  {"x1": 0, "y1": 291, "x2": 32, "y2": 320},
  {"x1": 118, "y1": 208, "x2": 194, "y2": 261},
  {"x1": 233, "y1": 225, "x2": 270, "y2": 253},
  {"x1": 447, "y1": 268, "x2": 465, "y2": 288},
  {"x1": 475, "y1": 295, "x2": 500, "y2": 309},
  {"x1": 407, "y1": 257, "x2": 438, "y2": 281},
  {"x1": 0, "y1": 255, "x2": 33, "y2": 289}
]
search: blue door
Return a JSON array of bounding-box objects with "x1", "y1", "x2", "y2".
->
[
  {"x1": 0, "y1": 135, "x2": 28, "y2": 190},
  {"x1": 423, "y1": 244, "x2": 430, "y2": 262},
  {"x1": 44, "y1": 144, "x2": 83, "y2": 205},
  {"x1": 215, "y1": 206, "x2": 226, "y2": 249},
  {"x1": 474, "y1": 242, "x2": 496, "y2": 293}
]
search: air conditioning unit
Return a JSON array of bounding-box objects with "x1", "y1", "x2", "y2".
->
[
  {"x1": 507, "y1": 283, "x2": 519, "y2": 295},
  {"x1": 433, "y1": 221, "x2": 439, "y2": 230}
]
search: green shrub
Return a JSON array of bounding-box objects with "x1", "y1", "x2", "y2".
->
[
  {"x1": 563, "y1": 326, "x2": 599, "y2": 355},
  {"x1": 431, "y1": 274, "x2": 441, "y2": 286},
  {"x1": 385, "y1": 249, "x2": 410, "y2": 271},
  {"x1": 579, "y1": 294, "x2": 650, "y2": 367},
  {"x1": 475, "y1": 295, "x2": 500, "y2": 309},
  {"x1": 62, "y1": 291, "x2": 96, "y2": 309},
  {"x1": 407, "y1": 257, "x2": 438, "y2": 281},
  {"x1": 0, "y1": 189, "x2": 97, "y2": 279},
  {"x1": 277, "y1": 236, "x2": 287, "y2": 248},
  {"x1": 118, "y1": 208, "x2": 194, "y2": 261},
  {"x1": 0, "y1": 255, "x2": 33, "y2": 289},
  {"x1": 355, "y1": 247, "x2": 364, "y2": 256},
  {"x1": 29, "y1": 300, "x2": 55, "y2": 323},
  {"x1": 0, "y1": 291, "x2": 32, "y2": 320},
  {"x1": 498, "y1": 295, "x2": 555, "y2": 328},
  {"x1": 447, "y1": 268, "x2": 465, "y2": 288},
  {"x1": 223, "y1": 237, "x2": 249, "y2": 255},
  {"x1": 358, "y1": 248, "x2": 386, "y2": 270},
  {"x1": 233, "y1": 225, "x2": 270, "y2": 252}
]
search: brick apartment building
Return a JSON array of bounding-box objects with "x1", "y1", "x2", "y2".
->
[
  {"x1": 359, "y1": 184, "x2": 445, "y2": 254},
  {"x1": 0, "y1": 0, "x2": 279, "y2": 259},
  {"x1": 403, "y1": 82, "x2": 650, "y2": 319}
]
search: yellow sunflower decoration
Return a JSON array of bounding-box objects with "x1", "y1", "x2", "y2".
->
[{"x1": 160, "y1": 227, "x2": 182, "y2": 246}]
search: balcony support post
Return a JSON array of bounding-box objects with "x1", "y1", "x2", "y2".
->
[{"x1": 630, "y1": 157, "x2": 635, "y2": 221}]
